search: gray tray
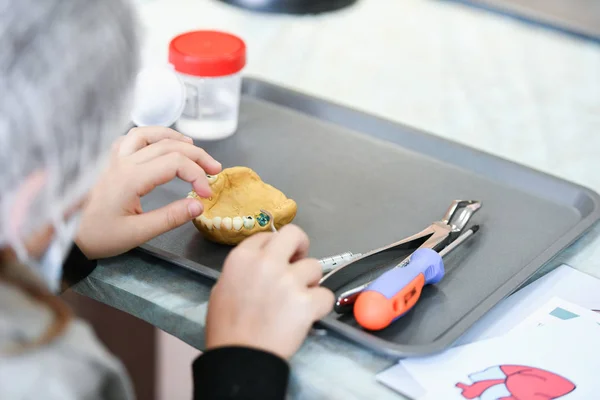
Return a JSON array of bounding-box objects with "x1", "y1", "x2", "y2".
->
[
  {"x1": 445, "y1": 0, "x2": 600, "y2": 43},
  {"x1": 138, "y1": 77, "x2": 600, "y2": 357}
]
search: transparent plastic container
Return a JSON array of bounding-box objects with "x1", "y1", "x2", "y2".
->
[
  {"x1": 169, "y1": 30, "x2": 246, "y2": 141},
  {"x1": 176, "y1": 72, "x2": 243, "y2": 140}
]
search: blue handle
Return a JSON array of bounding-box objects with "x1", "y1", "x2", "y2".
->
[{"x1": 367, "y1": 248, "x2": 445, "y2": 297}]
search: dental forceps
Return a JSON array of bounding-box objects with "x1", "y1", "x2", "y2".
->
[{"x1": 318, "y1": 200, "x2": 482, "y2": 314}]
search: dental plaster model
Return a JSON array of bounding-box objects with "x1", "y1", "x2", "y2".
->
[{"x1": 187, "y1": 166, "x2": 297, "y2": 245}]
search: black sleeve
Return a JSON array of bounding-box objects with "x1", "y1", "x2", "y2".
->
[
  {"x1": 192, "y1": 346, "x2": 290, "y2": 400},
  {"x1": 61, "y1": 244, "x2": 98, "y2": 291}
]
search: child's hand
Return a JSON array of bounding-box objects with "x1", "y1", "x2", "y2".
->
[
  {"x1": 205, "y1": 225, "x2": 334, "y2": 360},
  {"x1": 75, "y1": 126, "x2": 221, "y2": 259}
]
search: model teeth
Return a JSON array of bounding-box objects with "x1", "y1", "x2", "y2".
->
[
  {"x1": 199, "y1": 213, "x2": 271, "y2": 231},
  {"x1": 232, "y1": 216, "x2": 243, "y2": 231},
  {"x1": 256, "y1": 212, "x2": 270, "y2": 227},
  {"x1": 222, "y1": 217, "x2": 233, "y2": 230},
  {"x1": 199, "y1": 215, "x2": 213, "y2": 230},
  {"x1": 243, "y1": 216, "x2": 255, "y2": 229},
  {"x1": 206, "y1": 174, "x2": 218, "y2": 184}
]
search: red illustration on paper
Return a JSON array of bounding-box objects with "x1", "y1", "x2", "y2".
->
[{"x1": 455, "y1": 364, "x2": 575, "y2": 399}]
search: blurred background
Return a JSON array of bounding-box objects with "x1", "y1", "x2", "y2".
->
[{"x1": 61, "y1": 0, "x2": 599, "y2": 398}]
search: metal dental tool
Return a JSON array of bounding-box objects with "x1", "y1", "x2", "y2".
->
[
  {"x1": 318, "y1": 251, "x2": 363, "y2": 273},
  {"x1": 318, "y1": 200, "x2": 482, "y2": 314},
  {"x1": 353, "y1": 225, "x2": 480, "y2": 330},
  {"x1": 260, "y1": 209, "x2": 361, "y2": 273}
]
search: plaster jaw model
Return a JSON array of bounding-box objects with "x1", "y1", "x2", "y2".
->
[{"x1": 187, "y1": 166, "x2": 297, "y2": 245}]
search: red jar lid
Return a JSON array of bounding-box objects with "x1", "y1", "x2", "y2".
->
[{"x1": 169, "y1": 30, "x2": 246, "y2": 77}]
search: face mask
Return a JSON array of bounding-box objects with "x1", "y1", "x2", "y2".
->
[{"x1": 37, "y1": 211, "x2": 82, "y2": 293}]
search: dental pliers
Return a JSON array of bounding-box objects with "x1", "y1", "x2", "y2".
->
[{"x1": 319, "y1": 200, "x2": 482, "y2": 321}]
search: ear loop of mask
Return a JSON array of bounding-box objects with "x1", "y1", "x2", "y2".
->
[{"x1": 5, "y1": 209, "x2": 82, "y2": 293}]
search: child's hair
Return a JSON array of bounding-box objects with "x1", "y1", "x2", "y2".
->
[
  {"x1": 0, "y1": 260, "x2": 72, "y2": 354},
  {"x1": 0, "y1": 0, "x2": 140, "y2": 351},
  {"x1": 0, "y1": 0, "x2": 139, "y2": 251}
]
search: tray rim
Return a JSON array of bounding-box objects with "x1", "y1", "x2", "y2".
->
[
  {"x1": 443, "y1": 0, "x2": 600, "y2": 44},
  {"x1": 139, "y1": 75, "x2": 600, "y2": 358}
]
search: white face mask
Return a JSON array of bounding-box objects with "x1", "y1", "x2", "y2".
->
[{"x1": 36, "y1": 211, "x2": 82, "y2": 293}]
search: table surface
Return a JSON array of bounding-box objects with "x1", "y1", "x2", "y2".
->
[{"x1": 73, "y1": 0, "x2": 600, "y2": 398}]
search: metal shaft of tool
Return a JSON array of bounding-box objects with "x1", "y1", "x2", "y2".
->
[
  {"x1": 438, "y1": 225, "x2": 479, "y2": 258},
  {"x1": 319, "y1": 251, "x2": 363, "y2": 273},
  {"x1": 260, "y1": 209, "x2": 360, "y2": 273},
  {"x1": 336, "y1": 225, "x2": 480, "y2": 310},
  {"x1": 322, "y1": 224, "x2": 478, "y2": 280}
]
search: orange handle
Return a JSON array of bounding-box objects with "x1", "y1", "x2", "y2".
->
[{"x1": 353, "y1": 273, "x2": 426, "y2": 331}]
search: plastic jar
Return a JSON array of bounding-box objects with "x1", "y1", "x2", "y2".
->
[{"x1": 169, "y1": 30, "x2": 246, "y2": 140}]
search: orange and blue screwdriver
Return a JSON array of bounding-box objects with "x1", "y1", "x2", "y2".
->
[{"x1": 353, "y1": 225, "x2": 479, "y2": 331}]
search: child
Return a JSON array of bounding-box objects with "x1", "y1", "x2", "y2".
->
[{"x1": 0, "y1": 1, "x2": 333, "y2": 398}]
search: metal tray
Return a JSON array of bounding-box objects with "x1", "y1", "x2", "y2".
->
[
  {"x1": 138, "y1": 77, "x2": 600, "y2": 357},
  {"x1": 445, "y1": 0, "x2": 600, "y2": 43}
]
